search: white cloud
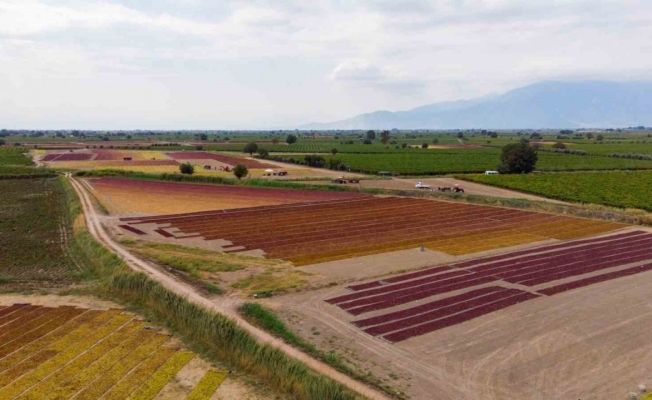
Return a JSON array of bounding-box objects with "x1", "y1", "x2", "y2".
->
[{"x1": 0, "y1": 0, "x2": 651, "y2": 128}]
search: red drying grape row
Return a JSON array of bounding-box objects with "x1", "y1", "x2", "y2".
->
[
  {"x1": 345, "y1": 276, "x2": 497, "y2": 316},
  {"x1": 513, "y1": 249, "x2": 652, "y2": 286},
  {"x1": 118, "y1": 225, "x2": 146, "y2": 235},
  {"x1": 138, "y1": 197, "x2": 412, "y2": 230},
  {"x1": 474, "y1": 236, "x2": 652, "y2": 279},
  {"x1": 0, "y1": 304, "x2": 28, "y2": 318},
  {"x1": 353, "y1": 286, "x2": 506, "y2": 328},
  {"x1": 327, "y1": 270, "x2": 471, "y2": 305},
  {"x1": 347, "y1": 266, "x2": 453, "y2": 291},
  {"x1": 467, "y1": 233, "x2": 652, "y2": 274},
  {"x1": 383, "y1": 292, "x2": 540, "y2": 343},
  {"x1": 364, "y1": 289, "x2": 527, "y2": 336},
  {"x1": 42, "y1": 153, "x2": 94, "y2": 162},
  {"x1": 453, "y1": 230, "x2": 647, "y2": 269},
  {"x1": 154, "y1": 228, "x2": 174, "y2": 238},
  {"x1": 537, "y1": 262, "x2": 652, "y2": 296},
  {"x1": 121, "y1": 197, "x2": 370, "y2": 223},
  {"x1": 167, "y1": 151, "x2": 275, "y2": 169}
]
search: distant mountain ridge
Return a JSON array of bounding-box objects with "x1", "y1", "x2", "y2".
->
[{"x1": 301, "y1": 81, "x2": 652, "y2": 129}]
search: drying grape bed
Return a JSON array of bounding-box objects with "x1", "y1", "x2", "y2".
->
[
  {"x1": 121, "y1": 197, "x2": 623, "y2": 265},
  {"x1": 0, "y1": 305, "x2": 227, "y2": 398},
  {"x1": 325, "y1": 231, "x2": 652, "y2": 342}
]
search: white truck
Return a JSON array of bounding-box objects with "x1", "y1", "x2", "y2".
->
[{"x1": 415, "y1": 182, "x2": 431, "y2": 189}]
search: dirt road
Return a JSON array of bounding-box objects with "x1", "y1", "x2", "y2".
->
[{"x1": 66, "y1": 174, "x2": 390, "y2": 400}]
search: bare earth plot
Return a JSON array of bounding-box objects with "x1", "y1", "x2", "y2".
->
[{"x1": 269, "y1": 229, "x2": 652, "y2": 400}]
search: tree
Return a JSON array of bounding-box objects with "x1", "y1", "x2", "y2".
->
[
  {"x1": 331, "y1": 148, "x2": 338, "y2": 155},
  {"x1": 586, "y1": 132, "x2": 594, "y2": 140},
  {"x1": 432, "y1": 138, "x2": 439, "y2": 144},
  {"x1": 272, "y1": 137, "x2": 279, "y2": 145},
  {"x1": 233, "y1": 164, "x2": 248, "y2": 180},
  {"x1": 366, "y1": 130, "x2": 376, "y2": 140},
  {"x1": 243, "y1": 142, "x2": 258, "y2": 156},
  {"x1": 179, "y1": 162, "x2": 195, "y2": 175},
  {"x1": 498, "y1": 139, "x2": 538, "y2": 174},
  {"x1": 401, "y1": 143, "x2": 408, "y2": 149},
  {"x1": 304, "y1": 155, "x2": 326, "y2": 167},
  {"x1": 596, "y1": 134, "x2": 604, "y2": 141},
  {"x1": 457, "y1": 132, "x2": 464, "y2": 139},
  {"x1": 552, "y1": 141, "x2": 566, "y2": 149},
  {"x1": 380, "y1": 130, "x2": 390, "y2": 144},
  {"x1": 0, "y1": 139, "x2": 5, "y2": 146},
  {"x1": 286, "y1": 134, "x2": 297, "y2": 144},
  {"x1": 362, "y1": 138, "x2": 373, "y2": 145},
  {"x1": 199, "y1": 133, "x2": 208, "y2": 141},
  {"x1": 421, "y1": 143, "x2": 429, "y2": 149},
  {"x1": 489, "y1": 131, "x2": 498, "y2": 139},
  {"x1": 257, "y1": 148, "x2": 269, "y2": 159}
]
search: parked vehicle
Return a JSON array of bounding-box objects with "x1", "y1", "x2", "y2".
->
[
  {"x1": 485, "y1": 170, "x2": 499, "y2": 175},
  {"x1": 415, "y1": 182, "x2": 431, "y2": 189}
]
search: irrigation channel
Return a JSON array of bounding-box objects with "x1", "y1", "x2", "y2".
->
[{"x1": 66, "y1": 173, "x2": 391, "y2": 400}]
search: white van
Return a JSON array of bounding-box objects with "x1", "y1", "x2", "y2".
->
[{"x1": 485, "y1": 170, "x2": 499, "y2": 175}]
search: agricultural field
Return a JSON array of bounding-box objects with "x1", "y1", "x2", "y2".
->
[
  {"x1": 86, "y1": 177, "x2": 367, "y2": 215},
  {"x1": 327, "y1": 230, "x2": 652, "y2": 342},
  {"x1": 119, "y1": 196, "x2": 623, "y2": 266},
  {"x1": 280, "y1": 150, "x2": 652, "y2": 175},
  {"x1": 0, "y1": 302, "x2": 228, "y2": 399},
  {"x1": 270, "y1": 227, "x2": 652, "y2": 399},
  {"x1": 460, "y1": 170, "x2": 652, "y2": 211},
  {"x1": 0, "y1": 147, "x2": 33, "y2": 166},
  {"x1": 0, "y1": 178, "x2": 81, "y2": 284}
]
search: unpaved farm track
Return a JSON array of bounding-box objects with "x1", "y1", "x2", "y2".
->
[{"x1": 66, "y1": 174, "x2": 390, "y2": 400}]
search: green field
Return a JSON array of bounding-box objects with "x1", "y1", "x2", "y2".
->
[
  {"x1": 279, "y1": 150, "x2": 652, "y2": 175},
  {"x1": 0, "y1": 147, "x2": 33, "y2": 166},
  {"x1": 459, "y1": 170, "x2": 652, "y2": 211},
  {"x1": 0, "y1": 178, "x2": 83, "y2": 283}
]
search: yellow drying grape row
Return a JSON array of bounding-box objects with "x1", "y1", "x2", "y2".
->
[
  {"x1": 0, "y1": 313, "x2": 132, "y2": 399},
  {"x1": 185, "y1": 369, "x2": 229, "y2": 400},
  {"x1": 43, "y1": 328, "x2": 154, "y2": 400},
  {"x1": 0, "y1": 310, "x2": 112, "y2": 380},
  {"x1": 127, "y1": 351, "x2": 195, "y2": 400},
  {"x1": 0, "y1": 308, "x2": 85, "y2": 361},
  {"x1": 16, "y1": 321, "x2": 145, "y2": 400},
  {"x1": 101, "y1": 346, "x2": 178, "y2": 400},
  {"x1": 74, "y1": 335, "x2": 171, "y2": 400}
]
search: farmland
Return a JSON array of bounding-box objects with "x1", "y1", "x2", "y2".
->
[
  {"x1": 326, "y1": 230, "x2": 652, "y2": 342},
  {"x1": 87, "y1": 177, "x2": 366, "y2": 215},
  {"x1": 0, "y1": 147, "x2": 33, "y2": 166},
  {"x1": 0, "y1": 303, "x2": 228, "y2": 399},
  {"x1": 0, "y1": 178, "x2": 81, "y2": 283},
  {"x1": 120, "y1": 196, "x2": 623, "y2": 265},
  {"x1": 279, "y1": 150, "x2": 652, "y2": 174},
  {"x1": 460, "y1": 170, "x2": 652, "y2": 211}
]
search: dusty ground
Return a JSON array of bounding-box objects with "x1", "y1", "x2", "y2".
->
[
  {"x1": 269, "y1": 233, "x2": 652, "y2": 400},
  {"x1": 360, "y1": 177, "x2": 567, "y2": 204}
]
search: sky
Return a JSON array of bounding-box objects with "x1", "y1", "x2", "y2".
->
[{"x1": 1, "y1": 0, "x2": 651, "y2": 129}]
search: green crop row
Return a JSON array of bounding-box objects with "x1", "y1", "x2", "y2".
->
[{"x1": 458, "y1": 170, "x2": 652, "y2": 211}]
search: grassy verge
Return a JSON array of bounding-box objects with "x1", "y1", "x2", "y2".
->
[
  {"x1": 75, "y1": 169, "x2": 356, "y2": 193},
  {"x1": 240, "y1": 302, "x2": 402, "y2": 399},
  {"x1": 58, "y1": 178, "x2": 364, "y2": 400}
]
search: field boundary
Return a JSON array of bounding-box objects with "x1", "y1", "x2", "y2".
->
[{"x1": 66, "y1": 173, "x2": 390, "y2": 399}]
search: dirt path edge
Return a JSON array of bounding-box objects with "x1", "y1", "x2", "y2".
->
[{"x1": 65, "y1": 174, "x2": 390, "y2": 400}]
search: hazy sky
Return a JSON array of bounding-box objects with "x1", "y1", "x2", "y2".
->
[{"x1": 1, "y1": 0, "x2": 651, "y2": 129}]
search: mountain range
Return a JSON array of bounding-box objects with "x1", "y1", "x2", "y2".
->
[{"x1": 301, "y1": 81, "x2": 652, "y2": 130}]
